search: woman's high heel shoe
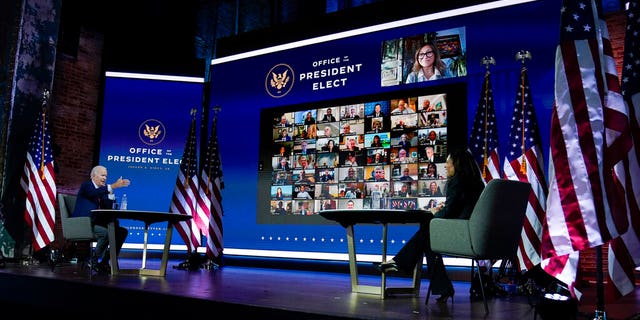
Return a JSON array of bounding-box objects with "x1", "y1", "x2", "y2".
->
[
  {"x1": 436, "y1": 288, "x2": 455, "y2": 304},
  {"x1": 378, "y1": 261, "x2": 399, "y2": 273}
]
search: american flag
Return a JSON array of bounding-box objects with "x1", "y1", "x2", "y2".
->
[
  {"x1": 469, "y1": 61, "x2": 500, "y2": 183},
  {"x1": 20, "y1": 93, "x2": 57, "y2": 252},
  {"x1": 607, "y1": 0, "x2": 640, "y2": 300},
  {"x1": 202, "y1": 110, "x2": 224, "y2": 260},
  {"x1": 542, "y1": 0, "x2": 639, "y2": 299},
  {"x1": 502, "y1": 60, "x2": 547, "y2": 273},
  {"x1": 193, "y1": 122, "x2": 212, "y2": 238},
  {"x1": 170, "y1": 110, "x2": 202, "y2": 252}
]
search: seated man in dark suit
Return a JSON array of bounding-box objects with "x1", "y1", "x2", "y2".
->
[{"x1": 72, "y1": 165, "x2": 131, "y2": 273}]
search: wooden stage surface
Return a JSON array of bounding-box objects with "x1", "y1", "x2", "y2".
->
[{"x1": 0, "y1": 254, "x2": 638, "y2": 320}]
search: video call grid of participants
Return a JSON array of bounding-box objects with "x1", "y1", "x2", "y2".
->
[{"x1": 269, "y1": 93, "x2": 449, "y2": 215}]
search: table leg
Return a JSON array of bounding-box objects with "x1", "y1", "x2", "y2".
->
[
  {"x1": 382, "y1": 223, "x2": 422, "y2": 297},
  {"x1": 381, "y1": 223, "x2": 388, "y2": 296},
  {"x1": 141, "y1": 223, "x2": 149, "y2": 269},
  {"x1": 346, "y1": 224, "x2": 385, "y2": 297},
  {"x1": 137, "y1": 221, "x2": 172, "y2": 277},
  {"x1": 159, "y1": 221, "x2": 173, "y2": 276},
  {"x1": 346, "y1": 225, "x2": 358, "y2": 291},
  {"x1": 108, "y1": 221, "x2": 119, "y2": 275}
]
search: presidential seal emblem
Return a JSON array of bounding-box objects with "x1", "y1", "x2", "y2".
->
[
  {"x1": 265, "y1": 63, "x2": 294, "y2": 98},
  {"x1": 138, "y1": 119, "x2": 166, "y2": 146}
]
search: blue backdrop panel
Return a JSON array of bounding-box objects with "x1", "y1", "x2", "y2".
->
[
  {"x1": 99, "y1": 74, "x2": 204, "y2": 245},
  {"x1": 208, "y1": 0, "x2": 559, "y2": 257}
]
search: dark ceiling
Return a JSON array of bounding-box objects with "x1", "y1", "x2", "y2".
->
[
  {"x1": 66, "y1": 0, "x2": 505, "y2": 77},
  {"x1": 67, "y1": 0, "x2": 625, "y2": 78},
  {"x1": 91, "y1": 0, "x2": 202, "y2": 76}
]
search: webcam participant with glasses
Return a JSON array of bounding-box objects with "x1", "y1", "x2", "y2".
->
[{"x1": 405, "y1": 42, "x2": 451, "y2": 83}]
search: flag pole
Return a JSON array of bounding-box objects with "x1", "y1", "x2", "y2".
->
[
  {"x1": 24, "y1": 89, "x2": 53, "y2": 265},
  {"x1": 34, "y1": 89, "x2": 51, "y2": 263},
  {"x1": 206, "y1": 104, "x2": 224, "y2": 268},
  {"x1": 515, "y1": 50, "x2": 531, "y2": 174},
  {"x1": 593, "y1": 245, "x2": 606, "y2": 320},
  {"x1": 196, "y1": 0, "x2": 216, "y2": 260},
  {"x1": 480, "y1": 56, "x2": 495, "y2": 179}
]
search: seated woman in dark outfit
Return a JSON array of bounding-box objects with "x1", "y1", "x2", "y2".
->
[{"x1": 378, "y1": 149, "x2": 485, "y2": 304}]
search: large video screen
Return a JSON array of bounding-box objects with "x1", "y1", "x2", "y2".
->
[{"x1": 257, "y1": 83, "x2": 467, "y2": 224}]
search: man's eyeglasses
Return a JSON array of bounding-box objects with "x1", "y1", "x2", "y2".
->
[{"x1": 418, "y1": 51, "x2": 434, "y2": 58}]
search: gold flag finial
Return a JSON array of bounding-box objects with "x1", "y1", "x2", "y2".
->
[
  {"x1": 42, "y1": 89, "x2": 50, "y2": 106},
  {"x1": 481, "y1": 56, "x2": 496, "y2": 70},
  {"x1": 515, "y1": 50, "x2": 532, "y2": 64}
]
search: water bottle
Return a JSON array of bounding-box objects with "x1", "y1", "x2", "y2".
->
[{"x1": 120, "y1": 193, "x2": 128, "y2": 210}]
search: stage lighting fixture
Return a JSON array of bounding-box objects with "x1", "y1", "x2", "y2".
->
[{"x1": 534, "y1": 283, "x2": 577, "y2": 320}]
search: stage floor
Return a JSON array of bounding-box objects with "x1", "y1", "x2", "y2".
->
[{"x1": 0, "y1": 255, "x2": 638, "y2": 320}]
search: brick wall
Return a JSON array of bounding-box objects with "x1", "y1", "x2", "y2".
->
[
  {"x1": 51, "y1": 27, "x2": 104, "y2": 193},
  {"x1": 606, "y1": 11, "x2": 626, "y2": 81},
  {"x1": 49, "y1": 27, "x2": 103, "y2": 249}
]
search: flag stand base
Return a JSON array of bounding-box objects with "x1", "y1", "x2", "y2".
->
[{"x1": 592, "y1": 309, "x2": 606, "y2": 320}]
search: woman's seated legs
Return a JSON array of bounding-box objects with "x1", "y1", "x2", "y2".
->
[
  {"x1": 389, "y1": 223, "x2": 429, "y2": 271},
  {"x1": 427, "y1": 252, "x2": 453, "y2": 295}
]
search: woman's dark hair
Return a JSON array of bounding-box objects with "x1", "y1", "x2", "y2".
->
[
  {"x1": 448, "y1": 149, "x2": 481, "y2": 181},
  {"x1": 411, "y1": 42, "x2": 447, "y2": 76}
]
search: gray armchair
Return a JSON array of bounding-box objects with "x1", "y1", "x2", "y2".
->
[
  {"x1": 58, "y1": 193, "x2": 97, "y2": 274},
  {"x1": 428, "y1": 179, "x2": 531, "y2": 314}
]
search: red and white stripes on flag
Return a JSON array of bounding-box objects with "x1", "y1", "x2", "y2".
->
[
  {"x1": 502, "y1": 62, "x2": 547, "y2": 273},
  {"x1": 607, "y1": 0, "x2": 640, "y2": 300},
  {"x1": 193, "y1": 133, "x2": 212, "y2": 239},
  {"x1": 20, "y1": 106, "x2": 57, "y2": 252},
  {"x1": 468, "y1": 64, "x2": 500, "y2": 183},
  {"x1": 543, "y1": 0, "x2": 639, "y2": 299},
  {"x1": 202, "y1": 113, "x2": 224, "y2": 259},
  {"x1": 170, "y1": 111, "x2": 202, "y2": 252}
]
